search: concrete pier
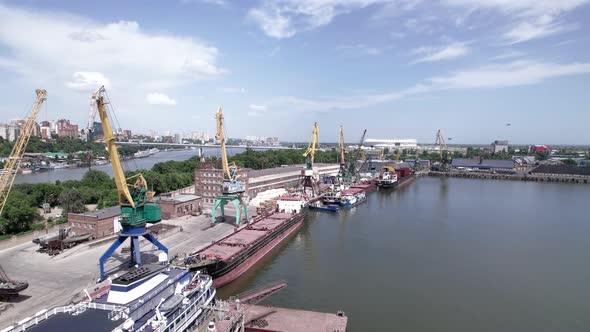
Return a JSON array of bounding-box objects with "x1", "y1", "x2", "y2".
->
[{"x1": 244, "y1": 305, "x2": 348, "y2": 332}]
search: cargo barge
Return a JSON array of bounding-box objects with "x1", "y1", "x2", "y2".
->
[{"x1": 172, "y1": 196, "x2": 307, "y2": 288}]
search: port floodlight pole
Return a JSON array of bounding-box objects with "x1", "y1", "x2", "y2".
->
[{"x1": 91, "y1": 86, "x2": 168, "y2": 281}]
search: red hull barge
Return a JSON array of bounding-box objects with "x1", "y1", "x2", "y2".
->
[{"x1": 172, "y1": 210, "x2": 306, "y2": 288}]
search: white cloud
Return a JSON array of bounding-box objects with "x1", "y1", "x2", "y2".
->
[
  {"x1": 65, "y1": 72, "x2": 111, "y2": 91},
  {"x1": 337, "y1": 44, "x2": 383, "y2": 56},
  {"x1": 503, "y1": 15, "x2": 575, "y2": 44},
  {"x1": 248, "y1": 0, "x2": 392, "y2": 39},
  {"x1": 198, "y1": 0, "x2": 229, "y2": 7},
  {"x1": 180, "y1": 0, "x2": 229, "y2": 7},
  {"x1": 491, "y1": 50, "x2": 527, "y2": 60},
  {"x1": 427, "y1": 60, "x2": 590, "y2": 89},
  {"x1": 248, "y1": 103, "x2": 267, "y2": 116},
  {"x1": 219, "y1": 87, "x2": 246, "y2": 93},
  {"x1": 444, "y1": 0, "x2": 589, "y2": 42},
  {"x1": 444, "y1": 0, "x2": 589, "y2": 17},
  {"x1": 146, "y1": 93, "x2": 177, "y2": 105},
  {"x1": 249, "y1": 104, "x2": 267, "y2": 111},
  {"x1": 0, "y1": 5, "x2": 224, "y2": 92},
  {"x1": 260, "y1": 60, "x2": 590, "y2": 112},
  {"x1": 248, "y1": 3, "x2": 296, "y2": 39},
  {"x1": 411, "y1": 42, "x2": 470, "y2": 64}
]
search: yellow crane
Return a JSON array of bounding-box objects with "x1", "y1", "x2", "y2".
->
[
  {"x1": 303, "y1": 122, "x2": 319, "y2": 170},
  {"x1": 339, "y1": 126, "x2": 345, "y2": 166},
  {"x1": 216, "y1": 107, "x2": 243, "y2": 191},
  {"x1": 212, "y1": 107, "x2": 247, "y2": 225},
  {"x1": 0, "y1": 89, "x2": 47, "y2": 215},
  {"x1": 337, "y1": 126, "x2": 352, "y2": 181},
  {"x1": 301, "y1": 122, "x2": 320, "y2": 196},
  {"x1": 89, "y1": 86, "x2": 167, "y2": 281}
]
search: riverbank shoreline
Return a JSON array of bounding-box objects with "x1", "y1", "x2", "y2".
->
[{"x1": 428, "y1": 171, "x2": 590, "y2": 184}]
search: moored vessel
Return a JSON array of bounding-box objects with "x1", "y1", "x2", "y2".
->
[
  {"x1": 340, "y1": 189, "x2": 366, "y2": 208},
  {"x1": 172, "y1": 196, "x2": 307, "y2": 288},
  {"x1": 377, "y1": 165, "x2": 398, "y2": 188},
  {"x1": 3, "y1": 265, "x2": 215, "y2": 332},
  {"x1": 309, "y1": 201, "x2": 340, "y2": 212}
]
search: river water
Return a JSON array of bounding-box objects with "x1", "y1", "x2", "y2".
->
[
  {"x1": 218, "y1": 177, "x2": 590, "y2": 332},
  {"x1": 15, "y1": 148, "x2": 245, "y2": 184}
]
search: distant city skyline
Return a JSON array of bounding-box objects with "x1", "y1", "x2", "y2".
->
[{"x1": 1, "y1": 1, "x2": 589, "y2": 144}]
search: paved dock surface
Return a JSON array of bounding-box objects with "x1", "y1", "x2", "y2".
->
[
  {"x1": 0, "y1": 214, "x2": 235, "y2": 329},
  {"x1": 244, "y1": 305, "x2": 348, "y2": 332}
]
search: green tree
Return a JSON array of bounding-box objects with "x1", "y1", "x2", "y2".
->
[
  {"x1": 0, "y1": 191, "x2": 40, "y2": 234},
  {"x1": 563, "y1": 159, "x2": 578, "y2": 166},
  {"x1": 60, "y1": 189, "x2": 86, "y2": 216}
]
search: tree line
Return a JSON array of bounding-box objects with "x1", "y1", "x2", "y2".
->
[{"x1": 0, "y1": 156, "x2": 201, "y2": 237}]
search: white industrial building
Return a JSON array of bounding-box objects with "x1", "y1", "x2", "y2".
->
[{"x1": 364, "y1": 138, "x2": 418, "y2": 149}]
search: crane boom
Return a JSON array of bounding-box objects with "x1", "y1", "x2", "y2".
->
[
  {"x1": 435, "y1": 129, "x2": 447, "y2": 161},
  {"x1": 339, "y1": 126, "x2": 345, "y2": 166},
  {"x1": 215, "y1": 107, "x2": 245, "y2": 194},
  {"x1": 0, "y1": 89, "x2": 47, "y2": 215},
  {"x1": 89, "y1": 86, "x2": 160, "y2": 227},
  {"x1": 303, "y1": 122, "x2": 319, "y2": 169},
  {"x1": 94, "y1": 86, "x2": 166, "y2": 281},
  {"x1": 216, "y1": 107, "x2": 232, "y2": 181},
  {"x1": 91, "y1": 87, "x2": 136, "y2": 208},
  {"x1": 350, "y1": 129, "x2": 367, "y2": 175}
]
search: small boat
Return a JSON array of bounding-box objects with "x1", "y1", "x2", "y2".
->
[
  {"x1": 159, "y1": 293, "x2": 185, "y2": 313},
  {"x1": 322, "y1": 185, "x2": 346, "y2": 205},
  {"x1": 340, "y1": 190, "x2": 366, "y2": 208},
  {"x1": 309, "y1": 202, "x2": 340, "y2": 212}
]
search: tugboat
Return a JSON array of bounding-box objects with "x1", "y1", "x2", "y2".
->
[{"x1": 377, "y1": 165, "x2": 398, "y2": 189}]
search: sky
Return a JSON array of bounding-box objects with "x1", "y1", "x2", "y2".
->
[{"x1": 0, "y1": 0, "x2": 589, "y2": 144}]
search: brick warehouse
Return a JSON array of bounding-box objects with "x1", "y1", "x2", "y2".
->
[
  {"x1": 194, "y1": 164, "x2": 341, "y2": 204},
  {"x1": 68, "y1": 206, "x2": 121, "y2": 239},
  {"x1": 194, "y1": 168, "x2": 250, "y2": 204},
  {"x1": 160, "y1": 194, "x2": 203, "y2": 219}
]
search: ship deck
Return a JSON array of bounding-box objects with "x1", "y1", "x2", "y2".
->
[
  {"x1": 25, "y1": 309, "x2": 123, "y2": 332},
  {"x1": 197, "y1": 213, "x2": 295, "y2": 261}
]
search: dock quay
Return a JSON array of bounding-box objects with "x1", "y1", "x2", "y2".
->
[
  {"x1": 192, "y1": 301, "x2": 348, "y2": 332},
  {"x1": 243, "y1": 305, "x2": 347, "y2": 332},
  {"x1": 428, "y1": 171, "x2": 590, "y2": 184}
]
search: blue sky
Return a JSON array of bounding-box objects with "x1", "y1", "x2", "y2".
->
[{"x1": 0, "y1": 0, "x2": 589, "y2": 144}]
